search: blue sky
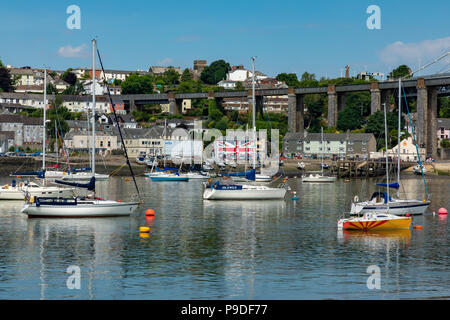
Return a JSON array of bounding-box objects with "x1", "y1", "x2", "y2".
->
[{"x1": 1, "y1": 0, "x2": 449, "y2": 79}]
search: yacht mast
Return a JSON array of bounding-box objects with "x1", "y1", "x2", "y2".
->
[
  {"x1": 251, "y1": 56, "x2": 256, "y2": 169},
  {"x1": 383, "y1": 103, "x2": 390, "y2": 212},
  {"x1": 92, "y1": 39, "x2": 96, "y2": 178},
  {"x1": 43, "y1": 69, "x2": 47, "y2": 186},
  {"x1": 321, "y1": 127, "x2": 324, "y2": 176},
  {"x1": 397, "y1": 78, "x2": 401, "y2": 198}
]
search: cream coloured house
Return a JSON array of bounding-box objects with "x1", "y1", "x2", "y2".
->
[{"x1": 64, "y1": 129, "x2": 118, "y2": 156}]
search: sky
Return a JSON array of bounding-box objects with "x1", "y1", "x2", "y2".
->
[{"x1": 1, "y1": 0, "x2": 449, "y2": 79}]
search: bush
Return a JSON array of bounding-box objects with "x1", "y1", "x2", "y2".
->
[{"x1": 440, "y1": 138, "x2": 450, "y2": 148}]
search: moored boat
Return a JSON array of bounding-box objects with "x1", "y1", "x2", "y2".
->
[
  {"x1": 203, "y1": 181, "x2": 286, "y2": 200},
  {"x1": 22, "y1": 197, "x2": 138, "y2": 217},
  {"x1": 302, "y1": 173, "x2": 336, "y2": 183},
  {"x1": 350, "y1": 188, "x2": 430, "y2": 216},
  {"x1": 338, "y1": 211, "x2": 412, "y2": 231}
]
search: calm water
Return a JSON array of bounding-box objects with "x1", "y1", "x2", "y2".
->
[{"x1": 0, "y1": 175, "x2": 448, "y2": 300}]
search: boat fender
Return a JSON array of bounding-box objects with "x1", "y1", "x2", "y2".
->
[
  {"x1": 30, "y1": 196, "x2": 35, "y2": 204},
  {"x1": 19, "y1": 182, "x2": 23, "y2": 188},
  {"x1": 4, "y1": 185, "x2": 8, "y2": 189},
  {"x1": 353, "y1": 195, "x2": 359, "y2": 203}
]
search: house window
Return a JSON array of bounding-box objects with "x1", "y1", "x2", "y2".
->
[
  {"x1": 100, "y1": 141, "x2": 104, "y2": 147},
  {"x1": 107, "y1": 141, "x2": 111, "y2": 147}
]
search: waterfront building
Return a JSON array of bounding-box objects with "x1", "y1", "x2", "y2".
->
[
  {"x1": 0, "y1": 113, "x2": 43, "y2": 149},
  {"x1": 283, "y1": 131, "x2": 376, "y2": 160},
  {"x1": 64, "y1": 129, "x2": 118, "y2": 156},
  {"x1": 437, "y1": 118, "x2": 450, "y2": 142},
  {"x1": 379, "y1": 136, "x2": 427, "y2": 162},
  {"x1": 0, "y1": 131, "x2": 15, "y2": 152}
]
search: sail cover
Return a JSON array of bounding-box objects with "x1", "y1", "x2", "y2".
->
[
  {"x1": 221, "y1": 169, "x2": 256, "y2": 181},
  {"x1": 55, "y1": 176, "x2": 95, "y2": 191},
  {"x1": 376, "y1": 182, "x2": 400, "y2": 189}
]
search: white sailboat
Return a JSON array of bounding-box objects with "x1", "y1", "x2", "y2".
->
[
  {"x1": 22, "y1": 39, "x2": 139, "y2": 217},
  {"x1": 202, "y1": 57, "x2": 286, "y2": 200},
  {"x1": 302, "y1": 127, "x2": 336, "y2": 183},
  {"x1": 350, "y1": 88, "x2": 430, "y2": 216},
  {"x1": 2, "y1": 69, "x2": 74, "y2": 200}
]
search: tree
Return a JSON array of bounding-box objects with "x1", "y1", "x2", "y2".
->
[
  {"x1": 301, "y1": 72, "x2": 316, "y2": 82},
  {"x1": 0, "y1": 64, "x2": 13, "y2": 92},
  {"x1": 235, "y1": 81, "x2": 245, "y2": 91},
  {"x1": 121, "y1": 74, "x2": 154, "y2": 94},
  {"x1": 389, "y1": 65, "x2": 412, "y2": 80},
  {"x1": 164, "y1": 68, "x2": 180, "y2": 85},
  {"x1": 441, "y1": 138, "x2": 450, "y2": 148},
  {"x1": 181, "y1": 68, "x2": 192, "y2": 82},
  {"x1": 304, "y1": 94, "x2": 326, "y2": 132},
  {"x1": 365, "y1": 110, "x2": 403, "y2": 149},
  {"x1": 46, "y1": 83, "x2": 57, "y2": 95},
  {"x1": 439, "y1": 97, "x2": 450, "y2": 118},
  {"x1": 200, "y1": 60, "x2": 231, "y2": 85},
  {"x1": 275, "y1": 73, "x2": 299, "y2": 87},
  {"x1": 337, "y1": 105, "x2": 364, "y2": 131},
  {"x1": 61, "y1": 69, "x2": 77, "y2": 86}
]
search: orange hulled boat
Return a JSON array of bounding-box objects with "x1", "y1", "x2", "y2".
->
[{"x1": 337, "y1": 211, "x2": 412, "y2": 231}]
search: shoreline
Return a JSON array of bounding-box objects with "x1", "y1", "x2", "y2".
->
[{"x1": 1, "y1": 156, "x2": 450, "y2": 178}]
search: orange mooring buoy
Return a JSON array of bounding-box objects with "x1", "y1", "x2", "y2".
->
[
  {"x1": 145, "y1": 209, "x2": 155, "y2": 216},
  {"x1": 414, "y1": 225, "x2": 423, "y2": 230}
]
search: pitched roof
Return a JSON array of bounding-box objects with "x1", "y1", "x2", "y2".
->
[
  {"x1": 437, "y1": 118, "x2": 450, "y2": 129},
  {"x1": 0, "y1": 114, "x2": 42, "y2": 125}
]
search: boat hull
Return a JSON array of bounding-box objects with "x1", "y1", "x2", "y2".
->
[
  {"x1": 203, "y1": 187, "x2": 286, "y2": 200},
  {"x1": 21, "y1": 200, "x2": 139, "y2": 217},
  {"x1": 338, "y1": 216, "x2": 412, "y2": 230},
  {"x1": 350, "y1": 201, "x2": 430, "y2": 216},
  {"x1": 62, "y1": 173, "x2": 109, "y2": 181},
  {"x1": 302, "y1": 175, "x2": 336, "y2": 183},
  {"x1": 0, "y1": 187, "x2": 74, "y2": 200},
  {"x1": 150, "y1": 176, "x2": 189, "y2": 181}
]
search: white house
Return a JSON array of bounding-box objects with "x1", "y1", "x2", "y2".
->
[
  {"x1": 388, "y1": 137, "x2": 426, "y2": 162},
  {"x1": 370, "y1": 137, "x2": 426, "y2": 162}
]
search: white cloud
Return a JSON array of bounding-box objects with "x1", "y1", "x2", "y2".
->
[
  {"x1": 380, "y1": 37, "x2": 450, "y2": 66},
  {"x1": 57, "y1": 44, "x2": 89, "y2": 58},
  {"x1": 157, "y1": 57, "x2": 173, "y2": 66}
]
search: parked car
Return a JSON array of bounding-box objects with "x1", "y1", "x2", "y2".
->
[
  {"x1": 30, "y1": 152, "x2": 42, "y2": 156},
  {"x1": 0, "y1": 152, "x2": 6, "y2": 157},
  {"x1": 16, "y1": 152, "x2": 27, "y2": 157}
]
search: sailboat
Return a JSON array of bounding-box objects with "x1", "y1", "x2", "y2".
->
[
  {"x1": 339, "y1": 104, "x2": 412, "y2": 230},
  {"x1": 21, "y1": 39, "x2": 140, "y2": 217},
  {"x1": 302, "y1": 127, "x2": 336, "y2": 183},
  {"x1": 202, "y1": 57, "x2": 286, "y2": 200},
  {"x1": 1, "y1": 69, "x2": 75, "y2": 200},
  {"x1": 350, "y1": 80, "x2": 430, "y2": 216},
  {"x1": 203, "y1": 169, "x2": 286, "y2": 200}
]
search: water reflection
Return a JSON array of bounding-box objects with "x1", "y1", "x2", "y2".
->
[
  {"x1": 24, "y1": 217, "x2": 137, "y2": 300},
  {"x1": 0, "y1": 176, "x2": 448, "y2": 299}
]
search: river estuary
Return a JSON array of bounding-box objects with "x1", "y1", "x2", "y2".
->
[{"x1": 0, "y1": 175, "x2": 448, "y2": 299}]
